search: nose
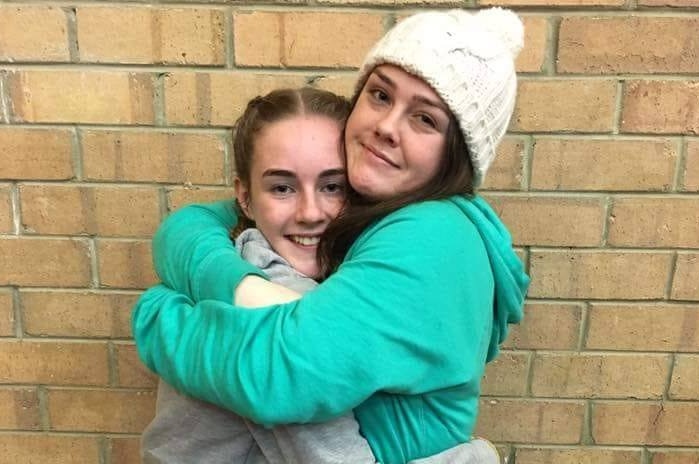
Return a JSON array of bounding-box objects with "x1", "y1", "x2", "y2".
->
[
  {"x1": 375, "y1": 108, "x2": 400, "y2": 146},
  {"x1": 296, "y1": 191, "x2": 325, "y2": 225}
]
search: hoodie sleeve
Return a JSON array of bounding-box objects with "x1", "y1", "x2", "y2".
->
[
  {"x1": 133, "y1": 201, "x2": 496, "y2": 426},
  {"x1": 151, "y1": 200, "x2": 267, "y2": 302}
]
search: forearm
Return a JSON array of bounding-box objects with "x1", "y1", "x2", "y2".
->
[
  {"x1": 132, "y1": 285, "x2": 374, "y2": 425},
  {"x1": 152, "y1": 201, "x2": 266, "y2": 301}
]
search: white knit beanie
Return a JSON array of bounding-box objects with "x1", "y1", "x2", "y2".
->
[{"x1": 355, "y1": 8, "x2": 523, "y2": 188}]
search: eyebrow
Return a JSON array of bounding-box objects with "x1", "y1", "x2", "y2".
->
[
  {"x1": 372, "y1": 69, "x2": 449, "y2": 113},
  {"x1": 261, "y1": 168, "x2": 346, "y2": 178}
]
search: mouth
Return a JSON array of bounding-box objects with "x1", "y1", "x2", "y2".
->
[
  {"x1": 362, "y1": 143, "x2": 399, "y2": 168},
  {"x1": 288, "y1": 235, "x2": 321, "y2": 247}
]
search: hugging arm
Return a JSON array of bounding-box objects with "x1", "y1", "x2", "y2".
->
[
  {"x1": 152, "y1": 201, "x2": 266, "y2": 302},
  {"x1": 133, "y1": 201, "x2": 492, "y2": 426}
]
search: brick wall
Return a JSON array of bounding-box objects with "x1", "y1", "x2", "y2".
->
[{"x1": 0, "y1": 1, "x2": 697, "y2": 463}]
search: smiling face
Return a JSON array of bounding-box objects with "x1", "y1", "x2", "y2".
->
[
  {"x1": 344, "y1": 64, "x2": 450, "y2": 201},
  {"x1": 235, "y1": 115, "x2": 346, "y2": 279}
]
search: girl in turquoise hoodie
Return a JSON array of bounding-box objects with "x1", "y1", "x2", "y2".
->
[{"x1": 133, "y1": 8, "x2": 530, "y2": 464}]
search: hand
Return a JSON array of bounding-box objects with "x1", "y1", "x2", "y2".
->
[{"x1": 235, "y1": 275, "x2": 301, "y2": 308}]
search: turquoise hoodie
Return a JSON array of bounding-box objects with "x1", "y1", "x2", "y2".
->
[{"x1": 132, "y1": 196, "x2": 528, "y2": 463}]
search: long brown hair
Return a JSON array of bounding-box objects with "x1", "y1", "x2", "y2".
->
[
  {"x1": 316, "y1": 90, "x2": 474, "y2": 278},
  {"x1": 230, "y1": 87, "x2": 351, "y2": 237}
]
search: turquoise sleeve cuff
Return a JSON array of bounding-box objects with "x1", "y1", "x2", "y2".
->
[{"x1": 193, "y1": 250, "x2": 268, "y2": 302}]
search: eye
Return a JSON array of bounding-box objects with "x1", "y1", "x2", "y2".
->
[
  {"x1": 417, "y1": 113, "x2": 437, "y2": 129},
  {"x1": 369, "y1": 88, "x2": 390, "y2": 104},
  {"x1": 321, "y1": 181, "x2": 346, "y2": 195},
  {"x1": 271, "y1": 184, "x2": 294, "y2": 195}
]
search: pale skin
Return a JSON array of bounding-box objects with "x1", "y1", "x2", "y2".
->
[
  {"x1": 234, "y1": 114, "x2": 347, "y2": 306},
  {"x1": 237, "y1": 64, "x2": 450, "y2": 307}
]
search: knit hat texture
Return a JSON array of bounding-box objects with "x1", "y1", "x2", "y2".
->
[{"x1": 356, "y1": 8, "x2": 524, "y2": 187}]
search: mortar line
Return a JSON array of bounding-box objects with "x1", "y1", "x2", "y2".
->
[
  {"x1": 673, "y1": 137, "x2": 688, "y2": 192},
  {"x1": 522, "y1": 135, "x2": 534, "y2": 192},
  {"x1": 72, "y1": 127, "x2": 84, "y2": 181},
  {"x1": 154, "y1": 72, "x2": 167, "y2": 127},
  {"x1": 11, "y1": 183, "x2": 21, "y2": 235},
  {"x1": 0, "y1": 73, "x2": 10, "y2": 123},
  {"x1": 224, "y1": 7, "x2": 234, "y2": 69},
  {"x1": 12, "y1": 287, "x2": 23, "y2": 339},
  {"x1": 612, "y1": 80, "x2": 625, "y2": 135},
  {"x1": 100, "y1": 436, "x2": 110, "y2": 464},
  {"x1": 63, "y1": 7, "x2": 80, "y2": 63},
  {"x1": 222, "y1": 128, "x2": 233, "y2": 186},
  {"x1": 664, "y1": 251, "x2": 679, "y2": 301},
  {"x1": 546, "y1": 16, "x2": 561, "y2": 76},
  {"x1": 578, "y1": 301, "x2": 591, "y2": 352},
  {"x1": 37, "y1": 386, "x2": 50, "y2": 430},
  {"x1": 89, "y1": 237, "x2": 100, "y2": 289}
]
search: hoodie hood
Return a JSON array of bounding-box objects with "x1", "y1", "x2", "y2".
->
[{"x1": 450, "y1": 195, "x2": 529, "y2": 362}]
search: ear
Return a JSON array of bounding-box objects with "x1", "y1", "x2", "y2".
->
[{"x1": 234, "y1": 177, "x2": 254, "y2": 221}]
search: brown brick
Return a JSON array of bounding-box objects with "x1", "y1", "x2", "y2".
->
[
  {"x1": 0, "y1": 388, "x2": 40, "y2": 429},
  {"x1": 0, "y1": 237, "x2": 90, "y2": 287},
  {"x1": 531, "y1": 138, "x2": 677, "y2": 191},
  {"x1": 670, "y1": 355, "x2": 699, "y2": 400},
  {"x1": 110, "y1": 437, "x2": 141, "y2": 464},
  {"x1": 486, "y1": 195, "x2": 605, "y2": 246},
  {"x1": 481, "y1": 351, "x2": 530, "y2": 396},
  {"x1": 483, "y1": 0, "x2": 623, "y2": 5},
  {"x1": 234, "y1": 11, "x2": 383, "y2": 68},
  {"x1": 20, "y1": 185, "x2": 160, "y2": 237},
  {"x1": 0, "y1": 290, "x2": 13, "y2": 336},
  {"x1": 529, "y1": 250, "x2": 672, "y2": 299},
  {"x1": 319, "y1": 0, "x2": 455, "y2": 4},
  {"x1": 166, "y1": 187, "x2": 235, "y2": 212},
  {"x1": 651, "y1": 450, "x2": 699, "y2": 464},
  {"x1": 481, "y1": 138, "x2": 525, "y2": 191},
  {"x1": 512, "y1": 80, "x2": 617, "y2": 132},
  {"x1": 165, "y1": 72, "x2": 306, "y2": 126},
  {"x1": 587, "y1": 304, "x2": 699, "y2": 352},
  {"x1": 0, "y1": 340, "x2": 108, "y2": 385},
  {"x1": 609, "y1": 197, "x2": 699, "y2": 248},
  {"x1": 592, "y1": 401, "x2": 699, "y2": 446},
  {"x1": 504, "y1": 303, "x2": 582, "y2": 350},
  {"x1": 48, "y1": 389, "x2": 155, "y2": 433},
  {"x1": 532, "y1": 353, "x2": 669, "y2": 399},
  {"x1": 0, "y1": 434, "x2": 99, "y2": 464},
  {"x1": 82, "y1": 130, "x2": 226, "y2": 184},
  {"x1": 672, "y1": 253, "x2": 699, "y2": 301},
  {"x1": 21, "y1": 290, "x2": 137, "y2": 338},
  {"x1": 98, "y1": 239, "x2": 158, "y2": 289},
  {"x1": 684, "y1": 140, "x2": 699, "y2": 191},
  {"x1": 622, "y1": 81, "x2": 699, "y2": 134},
  {"x1": 559, "y1": 17, "x2": 699, "y2": 74},
  {"x1": 8, "y1": 70, "x2": 154, "y2": 124},
  {"x1": 0, "y1": 184, "x2": 11, "y2": 233},
  {"x1": 313, "y1": 74, "x2": 356, "y2": 98},
  {"x1": 641, "y1": 0, "x2": 699, "y2": 5},
  {"x1": 0, "y1": 6, "x2": 69, "y2": 62},
  {"x1": 115, "y1": 343, "x2": 157, "y2": 388},
  {"x1": 517, "y1": 17, "x2": 548, "y2": 73},
  {"x1": 476, "y1": 399, "x2": 584, "y2": 443},
  {"x1": 516, "y1": 447, "x2": 641, "y2": 464},
  {"x1": 0, "y1": 128, "x2": 73, "y2": 180},
  {"x1": 78, "y1": 7, "x2": 224, "y2": 65}
]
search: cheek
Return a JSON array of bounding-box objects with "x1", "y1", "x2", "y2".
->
[
  {"x1": 251, "y1": 197, "x2": 291, "y2": 230},
  {"x1": 327, "y1": 198, "x2": 345, "y2": 217}
]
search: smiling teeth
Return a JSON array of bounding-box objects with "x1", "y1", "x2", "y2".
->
[{"x1": 290, "y1": 236, "x2": 320, "y2": 246}]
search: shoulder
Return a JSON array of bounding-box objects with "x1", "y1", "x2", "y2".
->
[
  {"x1": 349, "y1": 197, "x2": 484, "y2": 260},
  {"x1": 369, "y1": 197, "x2": 479, "y2": 239}
]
